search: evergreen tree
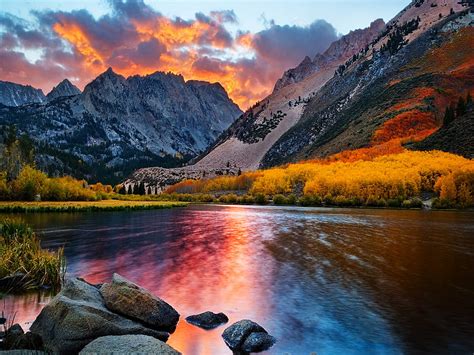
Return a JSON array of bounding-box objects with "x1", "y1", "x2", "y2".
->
[
  {"x1": 466, "y1": 92, "x2": 472, "y2": 105},
  {"x1": 118, "y1": 185, "x2": 126, "y2": 194},
  {"x1": 443, "y1": 104, "x2": 455, "y2": 125},
  {"x1": 456, "y1": 96, "x2": 466, "y2": 117}
]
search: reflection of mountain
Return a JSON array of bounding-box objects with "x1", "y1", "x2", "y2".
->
[{"x1": 264, "y1": 209, "x2": 474, "y2": 353}]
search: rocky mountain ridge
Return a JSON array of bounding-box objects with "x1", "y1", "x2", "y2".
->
[
  {"x1": 273, "y1": 19, "x2": 386, "y2": 92},
  {"x1": 0, "y1": 69, "x2": 242, "y2": 183},
  {"x1": 0, "y1": 81, "x2": 46, "y2": 106}
]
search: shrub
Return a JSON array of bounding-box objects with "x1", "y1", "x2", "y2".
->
[
  {"x1": 273, "y1": 194, "x2": 288, "y2": 205},
  {"x1": 286, "y1": 194, "x2": 297, "y2": 205},
  {"x1": 254, "y1": 193, "x2": 268, "y2": 205}
]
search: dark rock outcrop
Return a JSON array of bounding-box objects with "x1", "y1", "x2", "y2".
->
[
  {"x1": 30, "y1": 277, "x2": 169, "y2": 354},
  {"x1": 185, "y1": 311, "x2": 229, "y2": 330},
  {"x1": 222, "y1": 319, "x2": 276, "y2": 353},
  {"x1": 79, "y1": 335, "x2": 181, "y2": 355},
  {"x1": 100, "y1": 273, "x2": 180, "y2": 333}
]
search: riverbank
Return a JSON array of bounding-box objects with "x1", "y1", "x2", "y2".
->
[{"x1": 0, "y1": 200, "x2": 188, "y2": 213}]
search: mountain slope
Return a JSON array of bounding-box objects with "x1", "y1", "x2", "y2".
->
[
  {"x1": 262, "y1": 1, "x2": 473, "y2": 167},
  {"x1": 192, "y1": 19, "x2": 386, "y2": 171},
  {"x1": 411, "y1": 103, "x2": 474, "y2": 158},
  {"x1": 46, "y1": 79, "x2": 81, "y2": 101},
  {"x1": 0, "y1": 69, "x2": 242, "y2": 183},
  {"x1": 0, "y1": 81, "x2": 45, "y2": 106}
]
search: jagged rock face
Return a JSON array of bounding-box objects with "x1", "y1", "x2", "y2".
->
[
  {"x1": 274, "y1": 19, "x2": 386, "y2": 92},
  {"x1": 0, "y1": 69, "x2": 241, "y2": 183},
  {"x1": 0, "y1": 81, "x2": 45, "y2": 106},
  {"x1": 46, "y1": 79, "x2": 81, "y2": 101}
]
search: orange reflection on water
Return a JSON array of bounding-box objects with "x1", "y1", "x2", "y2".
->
[{"x1": 161, "y1": 206, "x2": 271, "y2": 354}]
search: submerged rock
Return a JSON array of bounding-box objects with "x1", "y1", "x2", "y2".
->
[
  {"x1": 100, "y1": 273, "x2": 180, "y2": 333},
  {"x1": 30, "y1": 278, "x2": 169, "y2": 354},
  {"x1": 185, "y1": 311, "x2": 229, "y2": 330},
  {"x1": 222, "y1": 320, "x2": 276, "y2": 353},
  {"x1": 79, "y1": 335, "x2": 181, "y2": 355}
]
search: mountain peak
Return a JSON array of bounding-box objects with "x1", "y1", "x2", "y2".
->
[{"x1": 47, "y1": 79, "x2": 81, "y2": 101}]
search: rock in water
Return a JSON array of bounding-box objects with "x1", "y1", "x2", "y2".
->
[
  {"x1": 100, "y1": 273, "x2": 180, "y2": 333},
  {"x1": 3, "y1": 323, "x2": 43, "y2": 351},
  {"x1": 241, "y1": 332, "x2": 277, "y2": 353},
  {"x1": 79, "y1": 335, "x2": 181, "y2": 355},
  {"x1": 185, "y1": 311, "x2": 229, "y2": 330},
  {"x1": 30, "y1": 278, "x2": 169, "y2": 354},
  {"x1": 222, "y1": 319, "x2": 276, "y2": 353}
]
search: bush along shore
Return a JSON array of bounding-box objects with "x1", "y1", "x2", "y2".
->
[
  {"x1": 0, "y1": 273, "x2": 276, "y2": 354},
  {"x1": 0, "y1": 220, "x2": 64, "y2": 292}
]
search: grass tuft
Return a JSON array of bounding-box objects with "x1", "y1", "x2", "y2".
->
[{"x1": 0, "y1": 219, "x2": 65, "y2": 291}]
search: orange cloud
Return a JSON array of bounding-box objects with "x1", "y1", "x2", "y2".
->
[{"x1": 1, "y1": 2, "x2": 338, "y2": 109}]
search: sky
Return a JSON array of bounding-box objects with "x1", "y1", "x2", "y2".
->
[{"x1": 0, "y1": 0, "x2": 408, "y2": 108}]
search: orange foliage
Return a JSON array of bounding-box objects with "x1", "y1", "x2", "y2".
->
[
  {"x1": 325, "y1": 140, "x2": 405, "y2": 164},
  {"x1": 165, "y1": 172, "x2": 263, "y2": 194},
  {"x1": 372, "y1": 110, "x2": 438, "y2": 145},
  {"x1": 166, "y1": 151, "x2": 474, "y2": 207}
]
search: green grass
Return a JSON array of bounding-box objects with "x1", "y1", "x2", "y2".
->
[
  {"x1": 0, "y1": 200, "x2": 188, "y2": 213},
  {"x1": 0, "y1": 219, "x2": 65, "y2": 291}
]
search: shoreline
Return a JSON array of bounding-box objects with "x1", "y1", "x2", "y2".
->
[
  {"x1": 0, "y1": 200, "x2": 471, "y2": 213},
  {"x1": 0, "y1": 200, "x2": 188, "y2": 213}
]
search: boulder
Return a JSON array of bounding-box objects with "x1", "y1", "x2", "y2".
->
[
  {"x1": 222, "y1": 320, "x2": 276, "y2": 353},
  {"x1": 100, "y1": 274, "x2": 179, "y2": 333},
  {"x1": 185, "y1": 311, "x2": 228, "y2": 330},
  {"x1": 241, "y1": 332, "x2": 276, "y2": 353},
  {"x1": 79, "y1": 335, "x2": 181, "y2": 354},
  {"x1": 30, "y1": 278, "x2": 169, "y2": 354}
]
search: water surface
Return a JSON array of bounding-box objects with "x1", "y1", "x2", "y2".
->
[{"x1": 2, "y1": 205, "x2": 474, "y2": 354}]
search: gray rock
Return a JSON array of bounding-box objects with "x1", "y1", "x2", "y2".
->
[
  {"x1": 221, "y1": 320, "x2": 267, "y2": 351},
  {"x1": 185, "y1": 311, "x2": 228, "y2": 330},
  {"x1": 30, "y1": 278, "x2": 169, "y2": 354},
  {"x1": 79, "y1": 335, "x2": 181, "y2": 355},
  {"x1": 241, "y1": 332, "x2": 276, "y2": 353},
  {"x1": 100, "y1": 274, "x2": 179, "y2": 333}
]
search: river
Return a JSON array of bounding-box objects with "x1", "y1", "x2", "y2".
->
[{"x1": 2, "y1": 205, "x2": 474, "y2": 354}]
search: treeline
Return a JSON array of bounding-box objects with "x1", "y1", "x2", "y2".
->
[
  {"x1": 0, "y1": 126, "x2": 113, "y2": 201},
  {"x1": 166, "y1": 151, "x2": 474, "y2": 209},
  {"x1": 443, "y1": 92, "x2": 472, "y2": 125}
]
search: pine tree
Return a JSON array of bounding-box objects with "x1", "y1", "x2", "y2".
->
[
  {"x1": 466, "y1": 92, "x2": 472, "y2": 105},
  {"x1": 456, "y1": 96, "x2": 466, "y2": 117},
  {"x1": 443, "y1": 104, "x2": 455, "y2": 125}
]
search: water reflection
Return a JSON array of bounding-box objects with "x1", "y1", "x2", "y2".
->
[{"x1": 1, "y1": 206, "x2": 474, "y2": 354}]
